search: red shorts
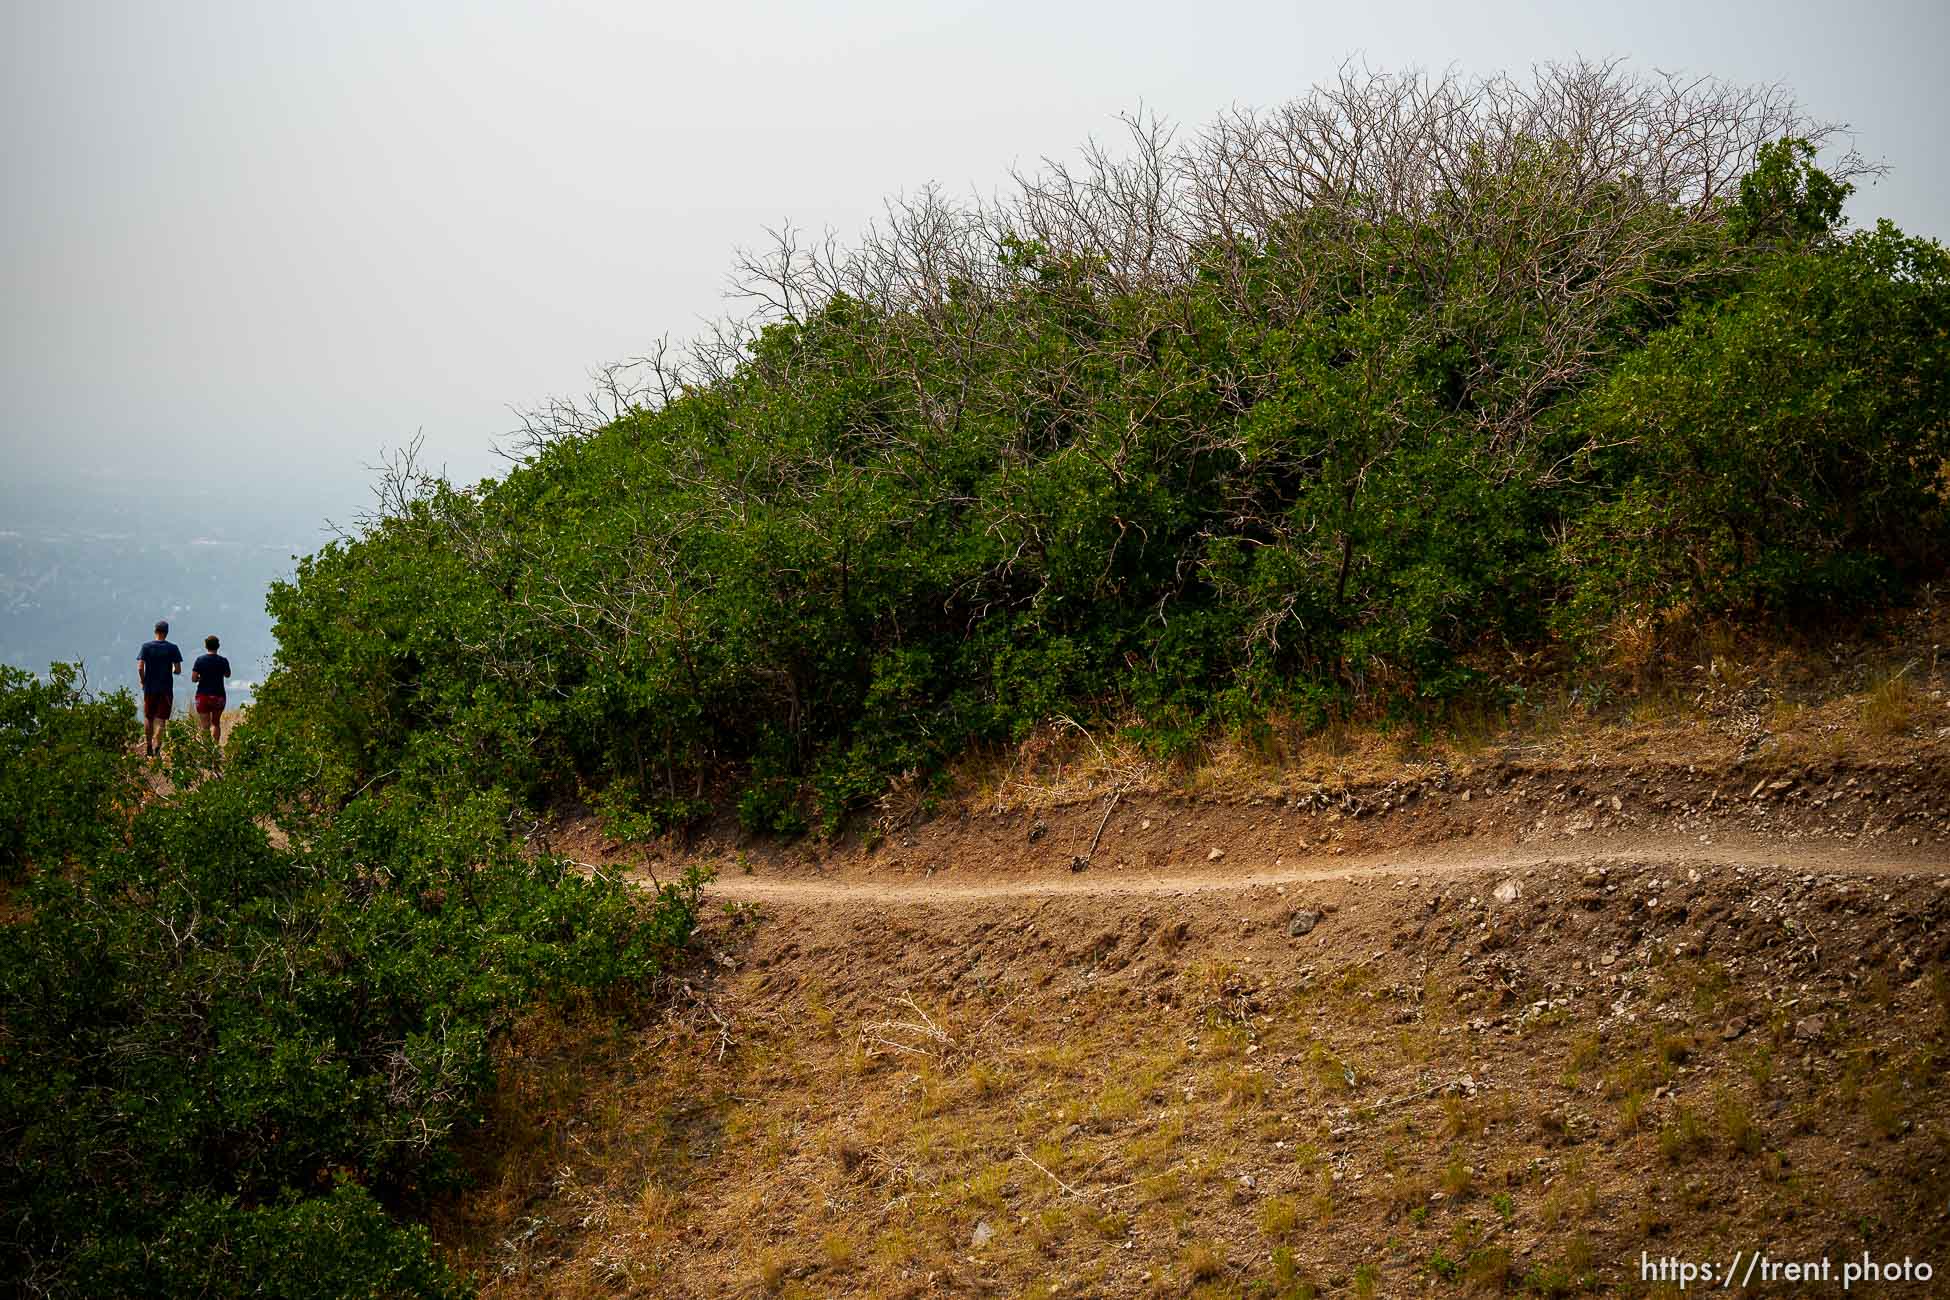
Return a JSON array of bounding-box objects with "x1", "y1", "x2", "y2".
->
[
  {"x1": 144, "y1": 693, "x2": 172, "y2": 721},
  {"x1": 195, "y1": 694, "x2": 225, "y2": 717}
]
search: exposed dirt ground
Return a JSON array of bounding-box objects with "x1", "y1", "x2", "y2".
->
[{"x1": 433, "y1": 711, "x2": 1950, "y2": 1299}]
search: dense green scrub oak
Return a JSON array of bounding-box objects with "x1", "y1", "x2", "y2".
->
[
  {"x1": 0, "y1": 677, "x2": 704, "y2": 1296},
  {"x1": 250, "y1": 132, "x2": 1948, "y2": 835},
  {"x1": 1553, "y1": 221, "x2": 1950, "y2": 634},
  {"x1": 0, "y1": 663, "x2": 141, "y2": 880}
]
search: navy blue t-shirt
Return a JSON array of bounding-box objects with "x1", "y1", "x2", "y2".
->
[
  {"x1": 138, "y1": 639, "x2": 182, "y2": 696},
  {"x1": 192, "y1": 653, "x2": 231, "y2": 698}
]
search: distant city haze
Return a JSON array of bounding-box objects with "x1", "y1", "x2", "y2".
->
[
  {"x1": 0, "y1": 466, "x2": 367, "y2": 705},
  {"x1": 3, "y1": 1, "x2": 1947, "y2": 693}
]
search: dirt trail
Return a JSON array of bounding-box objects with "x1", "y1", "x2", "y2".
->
[
  {"x1": 467, "y1": 771, "x2": 1950, "y2": 1299},
  {"x1": 580, "y1": 745, "x2": 1950, "y2": 917},
  {"x1": 651, "y1": 834, "x2": 1950, "y2": 906}
]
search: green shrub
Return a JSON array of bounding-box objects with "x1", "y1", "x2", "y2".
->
[
  {"x1": 0, "y1": 662, "x2": 140, "y2": 878},
  {"x1": 0, "y1": 676, "x2": 705, "y2": 1294},
  {"x1": 591, "y1": 778, "x2": 710, "y2": 842},
  {"x1": 738, "y1": 777, "x2": 809, "y2": 837},
  {"x1": 1555, "y1": 222, "x2": 1950, "y2": 646},
  {"x1": 62, "y1": 1184, "x2": 470, "y2": 1300},
  {"x1": 240, "y1": 89, "x2": 1946, "y2": 829}
]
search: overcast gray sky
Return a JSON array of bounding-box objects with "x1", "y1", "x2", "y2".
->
[{"x1": 4, "y1": 0, "x2": 1946, "y2": 502}]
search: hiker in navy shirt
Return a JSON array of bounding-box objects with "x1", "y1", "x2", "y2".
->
[
  {"x1": 191, "y1": 634, "x2": 232, "y2": 745},
  {"x1": 137, "y1": 620, "x2": 182, "y2": 757}
]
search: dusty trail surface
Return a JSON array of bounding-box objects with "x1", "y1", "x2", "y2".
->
[{"x1": 690, "y1": 838, "x2": 1950, "y2": 906}]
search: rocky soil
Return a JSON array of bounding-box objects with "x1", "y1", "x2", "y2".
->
[{"x1": 436, "y1": 741, "x2": 1950, "y2": 1299}]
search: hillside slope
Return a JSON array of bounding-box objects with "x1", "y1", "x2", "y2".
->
[{"x1": 434, "y1": 739, "x2": 1950, "y2": 1299}]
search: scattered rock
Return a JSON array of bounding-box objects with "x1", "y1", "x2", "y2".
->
[
  {"x1": 1793, "y1": 1015, "x2": 1827, "y2": 1042},
  {"x1": 1028, "y1": 821, "x2": 1048, "y2": 843},
  {"x1": 1288, "y1": 911, "x2": 1320, "y2": 938},
  {"x1": 971, "y1": 1221, "x2": 994, "y2": 1248},
  {"x1": 1492, "y1": 879, "x2": 1523, "y2": 905},
  {"x1": 1207, "y1": 847, "x2": 1226, "y2": 862}
]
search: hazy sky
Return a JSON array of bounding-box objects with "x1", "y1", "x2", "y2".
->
[{"x1": 4, "y1": 0, "x2": 1946, "y2": 502}]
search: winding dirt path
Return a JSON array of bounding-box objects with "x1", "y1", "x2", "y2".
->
[{"x1": 647, "y1": 834, "x2": 1950, "y2": 906}]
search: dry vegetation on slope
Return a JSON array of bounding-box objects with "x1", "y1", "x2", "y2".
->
[
  {"x1": 432, "y1": 636, "x2": 1950, "y2": 1298},
  {"x1": 435, "y1": 848, "x2": 1950, "y2": 1299}
]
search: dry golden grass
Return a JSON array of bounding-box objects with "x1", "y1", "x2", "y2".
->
[
  {"x1": 937, "y1": 610, "x2": 1949, "y2": 820},
  {"x1": 818, "y1": 1231, "x2": 856, "y2": 1271},
  {"x1": 1257, "y1": 1194, "x2": 1300, "y2": 1241},
  {"x1": 1860, "y1": 666, "x2": 1922, "y2": 736},
  {"x1": 438, "y1": 706, "x2": 1950, "y2": 1297},
  {"x1": 1178, "y1": 1238, "x2": 1226, "y2": 1285}
]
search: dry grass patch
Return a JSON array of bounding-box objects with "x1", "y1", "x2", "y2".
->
[
  {"x1": 1465, "y1": 1245, "x2": 1513, "y2": 1293},
  {"x1": 1442, "y1": 1153, "x2": 1474, "y2": 1199},
  {"x1": 1024, "y1": 1041, "x2": 1088, "y2": 1077},
  {"x1": 1865, "y1": 1080, "x2": 1904, "y2": 1138},
  {"x1": 1440, "y1": 1094, "x2": 1487, "y2": 1141},
  {"x1": 1257, "y1": 1194, "x2": 1300, "y2": 1240},
  {"x1": 1658, "y1": 1105, "x2": 1709, "y2": 1163},
  {"x1": 752, "y1": 1246, "x2": 791, "y2": 1294},
  {"x1": 1860, "y1": 666, "x2": 1922, "y2": 736},
  {"x1": 1125, "y1": 1117, "x2": 1186, "y2": 1172},
  {"x1": 1539, "y1": 1158, "x2": 1599, "y2": 1226},
  {"x1": 1179, "y1": 1238, "x2": 1227, "y2": 1285},
  {"x1": 1379, "y1": 1170, "x2": 1435, "y2": 1219},
  {"x1": 819, "y1": 1231, "x2": 857, "y2": 1271},
  {"x1": 965, "y1": 1058, "x2": 1007, "y2": 1099},
  {"x1": 1715, "y1": 1088, "x2": 1762, "y2": 1156},
  {"x1": 637, "y1": 1181, "x2": 682, "y2": 1235},
  {"x1": 1307, "y1": 1040, "x2": 1355, "y2": 1095},
  {"x1": 1212, "y1": 1064, "x2": 1270, "y2": 1107},
  {"x1": 965, "y1": 1160, "x2": 1012, "y2": 1208},
  {"x1": 1090, "y1": 1080, "x2": 1141, "y2": 1125}
]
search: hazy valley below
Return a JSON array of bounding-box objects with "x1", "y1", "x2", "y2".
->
[{"x1": 0, "y1": 470, "x2": 365, "y2": 706}]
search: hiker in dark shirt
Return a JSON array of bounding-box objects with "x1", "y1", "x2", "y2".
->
[
  {"x1": 191, "y1": 634, "x2": 233, "y2": 746},
  {"x1": 136, "y1": 620, "x2": 183, "y2": 757}
]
